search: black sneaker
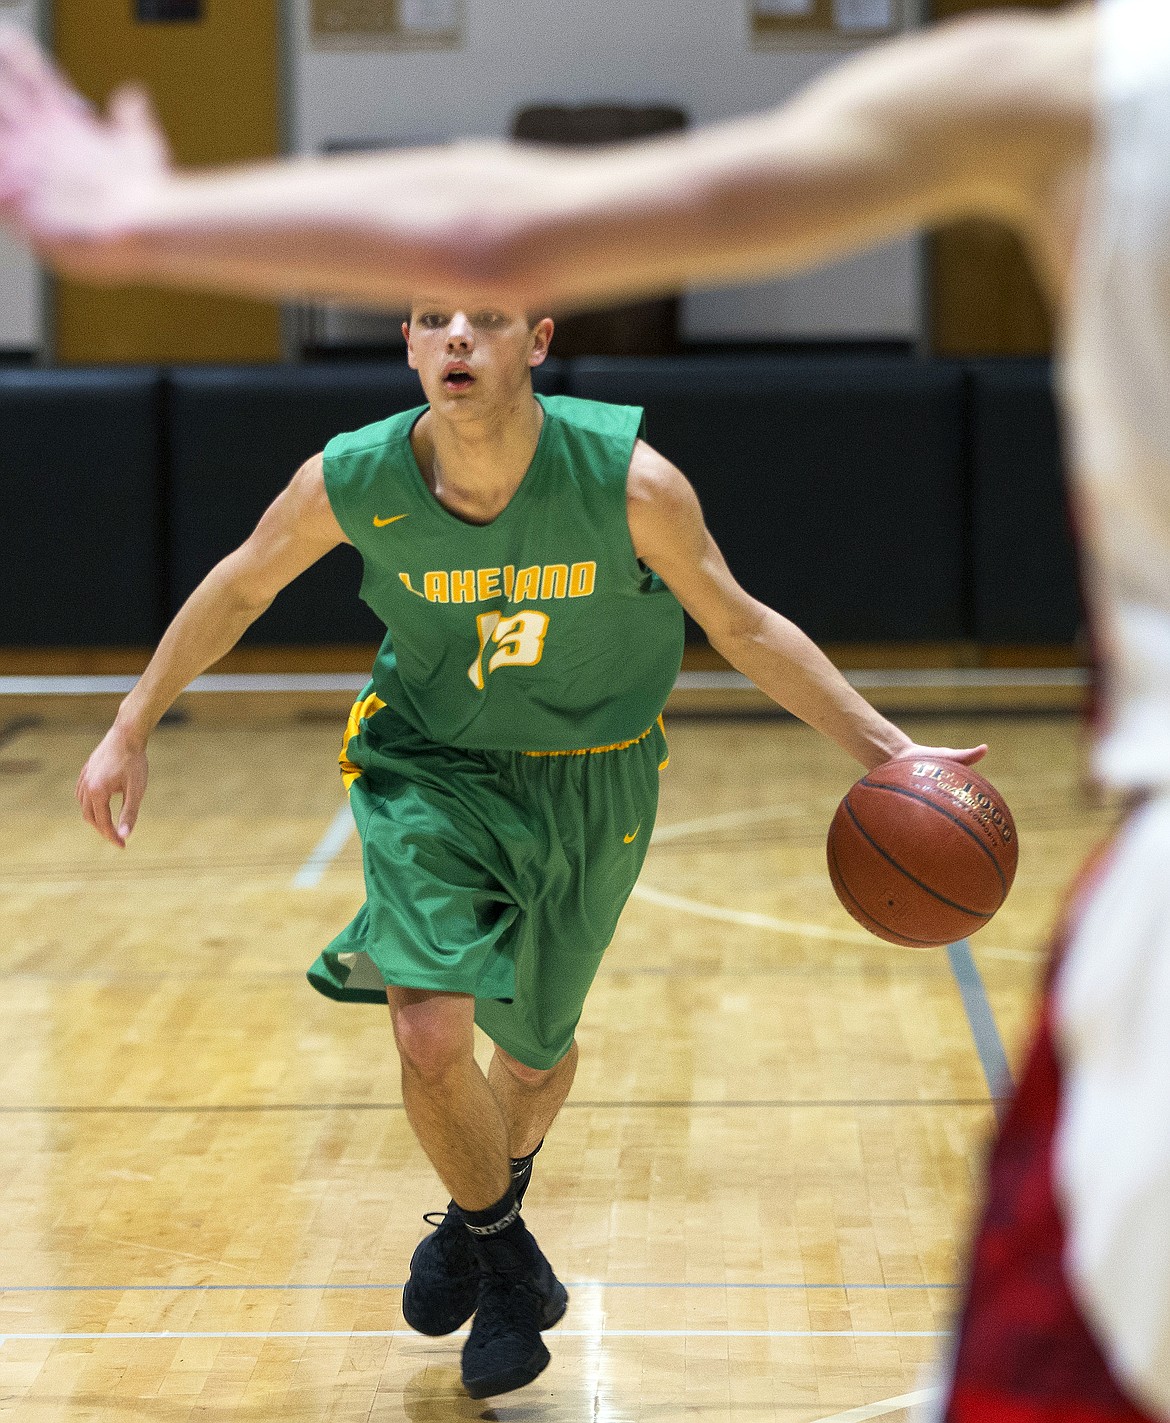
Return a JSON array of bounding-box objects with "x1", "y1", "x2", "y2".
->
[
  {"x1": 460, "y1": 1244, "x2": 568, "y2": 1399},
  {"x1": 401, "y1": 1205, "x2": 481, "y2": 1337}
]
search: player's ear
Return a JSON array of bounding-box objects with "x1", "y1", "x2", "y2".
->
[
  {"x1": 403, "y1": 321, "x2": 418, "y2": 369},
  {"x1": 528, "y1": 317, "x2": 554, "y2": 367}
]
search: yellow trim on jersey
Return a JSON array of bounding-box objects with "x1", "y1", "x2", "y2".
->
[
  {"x1": 521, "y1": 716, "x2": 667, "y2": 761},
  {"x1": 339, "y1": 698, "x2": 669, "y2": 773},
  {"x1": 339, "y1": 691, "x2": 387, "y2": 789}
]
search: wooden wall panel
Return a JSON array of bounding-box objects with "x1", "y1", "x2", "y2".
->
[
  {"x1": 53, "y1": 0, "x2": 283, "y2": 364},
  {"x1": 928, "y1": 0, "x2": 1068, "y2": 356}
]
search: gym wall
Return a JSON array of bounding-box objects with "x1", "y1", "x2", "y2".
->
[
  {"x1": 0, "y1": 2, "x2": 929, "y2": 355},
  {"x1": 292, "y1": 0, "x2": 921, "y2": 344}
]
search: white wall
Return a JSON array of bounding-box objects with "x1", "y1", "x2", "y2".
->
[
  {"x1": 0, "y1": 1, "x2": 42, "y2": 352},
  {"x1": 293, "y1": 0, "x2": 922, "y2": 343}
]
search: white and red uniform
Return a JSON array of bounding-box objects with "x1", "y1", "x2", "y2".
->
[{"x1": 941, "y1": 2, "x2": 1170, "y2": 1418}]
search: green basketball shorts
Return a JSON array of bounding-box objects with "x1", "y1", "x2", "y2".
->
[{"x1": 306, "y1": 694, "x2": 669, "y2": 1070}]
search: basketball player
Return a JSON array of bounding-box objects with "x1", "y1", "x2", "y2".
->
[
  {"x1": 8, "y1": 3, "x2": 1166, "y2": 1416},
  {"x1": 74, "y1": 295, "x2": 978, "y2": 1399}
]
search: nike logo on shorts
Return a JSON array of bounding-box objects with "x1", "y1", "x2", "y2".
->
[
  {"x1": 373, "y1": 513, "x2": 410, "y2": 527},
  {"x1": 624, "y1": 825, "x2": 641, "y2": 844}
]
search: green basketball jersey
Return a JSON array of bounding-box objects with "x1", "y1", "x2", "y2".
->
[{"x1": 322, "y1": 393, "x2": 686, "y2": 753}]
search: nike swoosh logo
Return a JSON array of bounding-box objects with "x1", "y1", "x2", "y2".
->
[
  {"x1": 373, "y1": 513, "x2": 410, "y2": 527},
  {"x1": 623, "y1": 826, "x2": 641, "y2": 844}
]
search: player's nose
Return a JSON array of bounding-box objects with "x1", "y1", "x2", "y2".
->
[{"x1": 446, "y1": 312, "x2": 474, "y2": 349}]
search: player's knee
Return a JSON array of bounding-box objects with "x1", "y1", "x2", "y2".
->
[
  {"x1": 495, "y1": 1040, "x2": 574, "y2": 1086},
  {"x1": 391, "y1": 1000, "x2": 471, "y2": 1081}
]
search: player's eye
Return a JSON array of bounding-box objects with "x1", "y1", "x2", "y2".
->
[
  {"x1": 418, "y1": 312, "x2": 446, "y2": 329},
  {"x1": 475, "y1": 312, "x2": 507, "y2": 328}
]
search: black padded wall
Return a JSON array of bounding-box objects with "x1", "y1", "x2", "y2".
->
[
  {"x1": 569, "y1": 356, "x2": 968, "y2": 642},
  {"x1": 968, "y1": 360, "x2": 1081, "y2": 643},
  {"x1": 0, "y1": 356, "x2": 1083, "y2": 651},
  {"x1": 167, "y1": 360, "x2": 567, "y2": 643},
  {"x1": 0, "y1": 369, "x2": 162, "y2": 644}
]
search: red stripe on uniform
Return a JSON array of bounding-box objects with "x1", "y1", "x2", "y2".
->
[
  {"x1": 944, "y1": 831, "x2": 1157, "y2": 1423},
  {"x1": 951, "y1": 1384, "x2": 1156, "y2": 1423}
]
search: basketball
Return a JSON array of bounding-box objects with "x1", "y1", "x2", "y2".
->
[{"x1": 827, "y1": 758, "x2": 1018, "y2": 947}]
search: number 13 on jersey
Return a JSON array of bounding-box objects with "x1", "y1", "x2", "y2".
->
[{"x1": 469, "y1": 609, "x2": 551, "y2": 690}]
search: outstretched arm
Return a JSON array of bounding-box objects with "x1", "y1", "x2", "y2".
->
[
  {"x1": 76, "y1": 455, "x2": 346, "y2": 846},
  {"x1": 0, "y1": 10, "x2": 1092, "y2": 311},
  {"x1": 625, "y1": 441, "x2": 986, "y2": 772}
]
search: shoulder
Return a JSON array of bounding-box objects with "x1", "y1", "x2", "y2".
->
[
  {"x1": 539, "y1": 393, "x2": 644, "y2": 441},
  {"x1": 917, "y1": 9, "x2": 1094, "y2": 164},
  {"x1": 880, "y1": 8, "x2": 1093, "y2": 120},
  {"x1": 626, "y1": 440, "x2": 702, "y2": 550},
  {"x1": 289, "y1": 451, "x2": 344, "y2": 527},
  {"x1": 325, "y1": 406, "x2": 426, "y2": 464},
  {"x1": 627, "y1": 439, "x2": 693, "y2": 505},
  {"x1": 823, "y1": 7, "x2": 1094, "y2": 215}
]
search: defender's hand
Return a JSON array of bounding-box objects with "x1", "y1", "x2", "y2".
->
[
  {"x1": 0, "y1": 28, "x2": 171, "y2": 268},
  {"x1": 76, "y1": 727, "x2": 149, "y2": 848}
]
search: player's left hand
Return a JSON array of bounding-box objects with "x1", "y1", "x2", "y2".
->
[{"x1": 0, "y1": 27, "x2": 171, "y2": 272}]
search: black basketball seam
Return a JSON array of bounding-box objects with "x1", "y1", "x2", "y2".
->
[
  {"x1": 857, "y1": 779, "x2": 1009, "y2": 896},
  {"x1": 842, "y1": 797, "x2": 994, "y2": 921},
  {"x1": 827, "y1": 833, "x2": 947, "y2": 947}
]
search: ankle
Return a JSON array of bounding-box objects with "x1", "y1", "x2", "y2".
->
[
  {"x1": 510, "y1": 1139, "x2": 543, "y2": 1205},
  {"x1": 458, "y1": 1185, "x2": 538, "y2": 1275},
  {"x1": 459, "y1": 1185, "x2": 520, "y2": 1240}
]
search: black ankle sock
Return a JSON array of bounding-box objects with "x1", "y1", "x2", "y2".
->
[
  {"x1": 459, "y1": 1185, "x2": 521, "y2": 1240},
  {"x1": 509, "y1": 1140, "x2": 543, "y2": 1206},
  {"x1": 459, "y1": 1185, "x2": 538, "y2": 1273}
]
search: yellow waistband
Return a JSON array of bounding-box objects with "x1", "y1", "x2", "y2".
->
[
  {"x1": 340, "y1": 698, "x2": 667, "y2": 779},
  {"x1": 521, "y1": 715, "x2": 665, "y2": 759}
]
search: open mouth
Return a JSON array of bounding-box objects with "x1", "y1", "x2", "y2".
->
[{"x1": 443, "y1": 370, "x2": 475, "y2": 391}]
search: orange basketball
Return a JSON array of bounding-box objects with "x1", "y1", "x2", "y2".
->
[{"x1": 826, "y1": 757, "x2": 1018, "y2": 947}]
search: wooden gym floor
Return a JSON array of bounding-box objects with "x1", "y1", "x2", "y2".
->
[{"x1": 0, "y1": 708, "x2": 1118, "y2": 1422}]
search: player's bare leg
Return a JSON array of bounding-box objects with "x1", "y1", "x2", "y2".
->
[
  {"x1": 489, "y1": 1040, "x2": 578, "y2": 1161},
  {"x1": 390, "y1": 987, "x2": 567, "y2": 1397},
  {"x1": 388, "y1": 987, "x2": 510, "y2": 1209}
]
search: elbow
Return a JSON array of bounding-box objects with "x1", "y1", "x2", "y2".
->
[
  {"x1": 440, "y1": 211, "x2": 551, "y2": 307},
  {"x1": 231, "y1": 583, "x2": 275, "y2": 621},
  {"x1": 214, "y1": 565, "x2": 275, "y2": 622},
  {"x1": 707, "y1": 604, "x2": 767, "y2": 663},
  {"x1": 427, "y1": 145, "x2": 565, "y2": 306}
]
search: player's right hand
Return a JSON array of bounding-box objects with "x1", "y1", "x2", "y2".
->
[{"x1": 76, "y1": 726, "x2": 149, "y2": 849}]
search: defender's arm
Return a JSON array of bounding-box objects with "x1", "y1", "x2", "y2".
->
[
  {"x1": 625, "y1": 441, "x2": 986, "y2": 771},
  {"x1": 77, "y1": 454, "x2": 346, "y2": 845},
  {"x1": 0, "y1": 11, "x2": 1092, "y2": 309}
]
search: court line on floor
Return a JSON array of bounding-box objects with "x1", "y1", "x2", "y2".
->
[
  {"x1": 0, "y1": 669, "x2": 1088, "y2": 697},
  {"x1": 0, "y1": 962, "x2": 963, "y2": 984},
  {"x1": 810, "y1": 1390, "x2": 937, "y2": 1423},
  {"x1": 0, "y1": 1329, "x2": 949, "y2": 1343},
  {"x1": 0, "y1": 674, "x2": 370, "y2": 696},
  {"x1": 292, "y1": 801, "x2": 355, "y2": 889},
  {"x1": 947, "y1": 939, "x2": 1013, "y2": 1117},
  {"x1": 632, "y1": 883, "x2": 885, "y2": 946},
  {"x1": 0, "y1": 1097, "x2": 1000, "y2": 1114},
  {"x1": 630, "y1": 883, "x2": 1038, "y2": 964},
  {"x1": 0, "y1": 1281, "x2": 959, "y2": 1294},
  {"x1": 649, "y1": 804, "x2": 811, "y2": 845}
]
